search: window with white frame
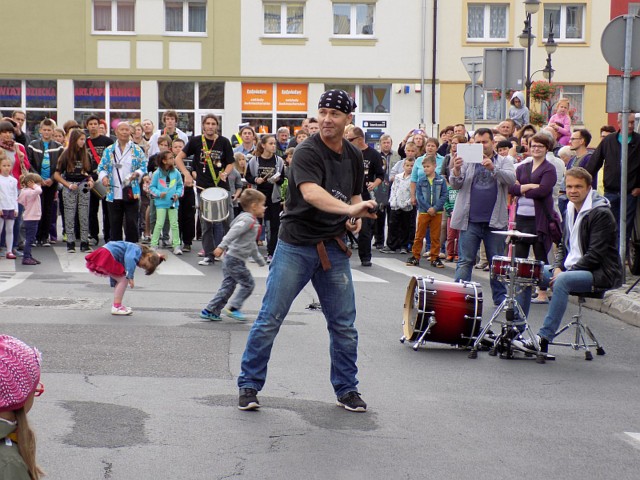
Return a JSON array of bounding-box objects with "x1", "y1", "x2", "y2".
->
[
  {"x1": 542, "y1": 85, "x2": 584, "y2": 123},
  {"x1": 332, "y1": 3, "x2": 374, "y2": 36},
  {"x1": 74, "y1": 80, "x2": 141, "y2": 136},
  {"x1": 0, "y1": 80, "x2": 58, "y2": 138},
  {"x1": 165, "y1": 0, "x2": 206, "y2": 34},
  {"x1": 467, "y1": 4, "x2": 508, "y2": 42},
  {"x1": 543, "y1": 4, "x2": 585, "y2": 42},
  {"x1": 93, "y1": 0, "x2": 135, "y2": 33},
  {"x1": 263, "y1": 2, "x2": 304, "y2": 35}
]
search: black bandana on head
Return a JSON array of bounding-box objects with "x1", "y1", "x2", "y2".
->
[{"x1": 318, "y1": 89, "x2": 357, "y2": 115}]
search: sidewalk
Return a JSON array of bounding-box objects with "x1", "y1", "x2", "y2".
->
[{"x1": 583, "y1": 272, "x2": 640, "y2": 329}]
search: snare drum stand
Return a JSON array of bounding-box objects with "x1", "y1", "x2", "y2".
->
[{"x1": 468, "y1": 238, "x2": 547, "y2": 364}]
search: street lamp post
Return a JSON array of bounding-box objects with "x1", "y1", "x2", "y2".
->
[
  {"x1": 518, "y1": 0, "x2": 558, "y2": 108},
  {"x1": 518, "y1": 0, "x2": 541, "y2": 109}
]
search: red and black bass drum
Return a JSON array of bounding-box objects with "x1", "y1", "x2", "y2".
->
[{"x1": 401, "y1": 276, "x2": 483, "y2": 348}]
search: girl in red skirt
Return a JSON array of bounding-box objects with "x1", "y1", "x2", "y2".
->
[{"x1": 85, "y1": 240, "x2": 165, "y2": 315}]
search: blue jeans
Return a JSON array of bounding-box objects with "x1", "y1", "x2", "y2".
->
[
  {"x1": 23, "y1": 220, "x2": 38, "y2": 259},
  {"x1": 205, "y1": 255, "x2": 255, "y2": 314},
  {"x1": 516, "y1": 266, "x2": 594, "y2": 341},
  {"x1": 238, "y1": 239, "x2": 359, "y2": 397},
  {"x1": 454, "y1": 222, "x2": 506, "y2": 305}
]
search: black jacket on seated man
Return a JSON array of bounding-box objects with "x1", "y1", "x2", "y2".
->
[{"x1": 553, "y1": 191, "x2": 623, "y2": 291}]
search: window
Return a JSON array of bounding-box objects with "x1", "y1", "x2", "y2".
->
[
  {"x1": 543, "y1": 4, "x2": 585, "y2": 42},
  {"x1": 630, "y1": 3, "x2": 640, "y2": 15},
  {"x1": 542, "y1": 85, "x2": 584, "y2": 123},
  {"x1": 241, "y1": 83, "x2": 308, "y2": 135},
  {"x1": 263, "y1": 3, "x2": 304, "y2": 35},
  {"x1": 467, "y1": 4, "x2": 508, "y2": 42},
  {"x1": 165, "y1": 0, "x2": 206, "y2": 33},
  {"x1": 0, "y1": 80, "x2": 58, "y2": 138},
  {"x1": 93, "y1": 0, "x2": 135, "y2": 33},
  {"x1": 74, "y1": 81, "x2": 141, "y2": 135},
  {"x1": 324, "y1": 83, "x2": 391, "y2": 115},
  {"x1": 158, "y1": 81, "x2": 225, "y2": 135},
  {"x1": 332, "y1": 3, "x2": 374, "y2": 36}
]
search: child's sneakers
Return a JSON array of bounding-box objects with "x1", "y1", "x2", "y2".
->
[
  {"x1": 223, "y1": 308, "x2": 246, "y2": 322},
  {"x1": 111, "y1": 305, "x2": 133, "y2": 316},
  {"x1": 431, "y1": 258, "x2": 445, "y2": 268},
  {"x1": 200, "y1": 309, "x2": 221, "y2": 321}
]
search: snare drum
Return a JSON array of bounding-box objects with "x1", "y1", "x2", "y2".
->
[
  {"x1": 402, "y1": 276, "x2": 482, "y2": 347},
  {"x1": 490, "y1": 256, "x2": 543, "y2": 285},
  {"x1": 91, "y1": 181, "x2": 108, "y2": 199}
]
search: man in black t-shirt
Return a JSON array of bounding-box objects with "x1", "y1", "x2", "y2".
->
[
  {"x1": 86, "y1": 115, "x2": 114, "y2": 245},
  {"x1": 346, "y1": 127, "x2": 384, "y2": 266},
  {"x1": 237, "y1": 90, "x2": 377, "y2": 413},
  {"x1": 175, "y1": 114, "x2": 234, "y2": 265}
]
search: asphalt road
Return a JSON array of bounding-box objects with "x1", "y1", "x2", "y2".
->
[{"x1": 1, "y1": 244, "x2": 639, "y2": 480}]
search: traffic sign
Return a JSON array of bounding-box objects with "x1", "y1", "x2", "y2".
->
[
  {"x1": 601, "y1": 15, "x2": 640, "y2": 71},
  {"x1": 461, "y1": 56, "x2": 483, "y2": 83},
  {"x1": 464, "y1": 85, "x2": 484, "y2": 108}
]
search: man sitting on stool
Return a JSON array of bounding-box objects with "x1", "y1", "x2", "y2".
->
[{"x1": 514, "y1": 167, "x2": 622, "y2": 354}]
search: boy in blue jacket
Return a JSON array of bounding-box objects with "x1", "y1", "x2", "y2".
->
[{"x1": 406, "y1": 155, "x2": 448, "y2": 268}]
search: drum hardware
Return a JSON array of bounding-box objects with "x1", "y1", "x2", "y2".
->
[
  {"x1": 400, "y1": 276, "x2": 482, "y2": 351},
  {"x1": 467, "y1": 230, "x2": 551, "y2": 363}
]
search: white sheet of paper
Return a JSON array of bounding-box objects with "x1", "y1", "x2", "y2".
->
[{"x1": 457, "y1": 143, "x2": 483, "y2": 164}]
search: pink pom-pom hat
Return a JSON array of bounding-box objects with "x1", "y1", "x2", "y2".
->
[{"x1": 0, "y1": 335, "x2": 42, "y2": 412}]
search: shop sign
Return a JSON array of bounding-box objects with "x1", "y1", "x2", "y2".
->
[
  {"x1": 242, "y1": 83, "x2": 273, "y2": 111},
  {"x1": 276, "y1": 84, "x2": 307, "y2": 112}
]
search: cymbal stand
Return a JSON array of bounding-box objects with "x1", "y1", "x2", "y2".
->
[{"x1": 468, "y1": 237, "x2": 547, "y2": 364}]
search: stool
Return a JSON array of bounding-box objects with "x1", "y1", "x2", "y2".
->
[{"x1": 551, "y1": 291, "x2": 606, "y2": 360}]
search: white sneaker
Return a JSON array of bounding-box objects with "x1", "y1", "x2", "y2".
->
[
  {"x1": 111, "y1": 305, "x2": 133, "y2": 316},
  {"x1": 198, "y1": 258, "x2": 213, "y2": 266},
  {"x1": 173, "y1": 247, "x2": 183, "y2": 255}
]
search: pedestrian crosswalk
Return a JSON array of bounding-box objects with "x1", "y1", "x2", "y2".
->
[{"x1": 0, "y1": 246, "x2": 463, "y2": 284}]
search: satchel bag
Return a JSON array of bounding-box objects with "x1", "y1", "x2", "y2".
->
[{"x1": 114, "y1": 161, "x2": 137, "y2": 204}]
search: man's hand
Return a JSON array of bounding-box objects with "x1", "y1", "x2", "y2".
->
[
  {"x1": 427, "y1": 207, "x2": 436, "y2": 216},
  {"x1": 213, "y1": 247, "x2": 224, "y2": 258},
  {"x1": 550, "y1": 268, "x2": 563, "y2": 287},
  {"x1": 481, "y1": 156, "x2": 495, "y2": 171},
  {"x1": 632, "y1": 188, "x2": 640, "y2": 197},
  {"x1": 160, "y1": 192, "x2": 167, "y2": 198},
  {"x1": 452, "y1": 155, "x2": 463, "y2": 176},
  {"x1": 347, "y1": 200, "x2": 378, "y2": 220},
  {"x1": 43, "y1": 179, "x2": 53, "y2": 187},
  {"x1": 102, "y1": 177, "x2": 109, "y2": 187},
  {"x1": 345, "y1": 217, "x2": 362, "y2": 234}
]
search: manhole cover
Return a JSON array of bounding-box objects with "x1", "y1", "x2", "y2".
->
[{"x1": 0, "y1": 297, "x2": 104, "y2": 310}]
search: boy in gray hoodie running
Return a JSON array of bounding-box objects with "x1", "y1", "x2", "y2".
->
[{"x1": 200, "y1": 189, "x2": 266, "y2": 321}]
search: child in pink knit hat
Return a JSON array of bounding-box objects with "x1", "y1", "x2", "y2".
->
[{"x1": 0, "y1": 335, "x2": 44, "y2": 479}]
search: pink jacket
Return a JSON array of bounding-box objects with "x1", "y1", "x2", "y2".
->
[{"x1": 18, "y1": 185, "x2": 42, "y2": 221}]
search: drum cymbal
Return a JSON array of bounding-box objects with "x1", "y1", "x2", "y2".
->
[{"x1": 492, "y1": 229, "x2": 538, "y2": 238}]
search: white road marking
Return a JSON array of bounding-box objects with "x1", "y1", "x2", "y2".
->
[
  {"x1": 55, "y1": 247, "x2": 204, "y2": 276},
  {"x1": 624, "y1": 432, "x2": 640, "y2": 445},
  {"x1": 0, "y1": 272, "x2": 32, "y2": 294},
  {"x1": 244, "y1": 260, "x2": 387, "y2": 282},
  {"x1": 372, "y1": 257, "x2": 451, "y2": 282}
]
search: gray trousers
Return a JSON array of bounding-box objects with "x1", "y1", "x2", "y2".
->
[
  {"x1": 205, "y1": 255, "x2": 255, "y2": 314},
  {"x1": 62, "y1": 182, "x2": 90, "y2": 243}
]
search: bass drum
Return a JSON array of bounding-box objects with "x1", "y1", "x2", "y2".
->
[{"x1": 402, "y1": 276, "x2": 482, "y2": 348}]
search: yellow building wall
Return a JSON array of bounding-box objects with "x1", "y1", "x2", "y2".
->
[{"x1": 3, "y1": 0, "x2": 87, "y2": 76}]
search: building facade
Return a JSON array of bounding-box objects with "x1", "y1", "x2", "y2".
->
[{"x1": 1, "y1": 0, "x2": 628, "y2": 143}]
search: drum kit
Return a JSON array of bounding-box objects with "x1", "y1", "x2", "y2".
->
[{"x1": 401, "y1": 229, "x2": 552, "y2": 364}]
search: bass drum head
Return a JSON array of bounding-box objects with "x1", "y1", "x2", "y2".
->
[{"x1": 402, "y1": 276, "x2": 431, "y2": 342}]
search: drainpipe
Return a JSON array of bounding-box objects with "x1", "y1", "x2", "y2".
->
[
  {"x1": 431, "y1": 0, "x2": 438, "y2": 133},
  {"x1": 420, "y1": 0, "x2": 427, "y2": 126}
]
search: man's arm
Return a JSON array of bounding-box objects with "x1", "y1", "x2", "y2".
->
[
  {"x1": 299, "y1": 182, "x2": 376, "y2": 218},
  {"x1": 174, "y1": 150, "x2": 192, "y2": 187}
]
